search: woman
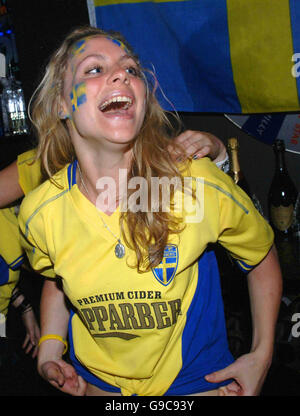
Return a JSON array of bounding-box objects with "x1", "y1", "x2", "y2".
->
[{"x1": 19, "y1": 26, "x2": 282, "y2": 396}]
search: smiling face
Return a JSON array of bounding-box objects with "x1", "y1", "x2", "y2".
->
[{"x1": 61, "y1": 35, "x2": 147, "y2": 149}]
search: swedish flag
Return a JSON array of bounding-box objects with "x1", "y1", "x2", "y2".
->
[{"x1": 87, "y1": 0, "x2": 300, "y2": 114}]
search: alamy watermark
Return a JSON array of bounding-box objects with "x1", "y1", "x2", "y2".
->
[
  {"x1": 291, "y1": 313, "x2": 300, "y2": 338},
  {"x1": 0, "y1": 312, "x2": 6, "y2": 337},
  {"x1": 94, "y1": 169, "x2": 205, "y2": 223},
  {"x1": 291, "y1": 53, "x2": 300, "y2": 78}
]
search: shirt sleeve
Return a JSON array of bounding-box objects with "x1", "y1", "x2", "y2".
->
[
  {"x1": 0, "y1": 274, "x2": 20, "y2": 317},
  {"x1": 189, "y1": 158, "x2": 274, "y2": 273},
  {"x1": 216, "y1": 177, "x2": 274, "y2": 273},
  {"x1": 18, "y1": 198, "x2": 56, "y2": 279},
  {"x1": 17, "y1": 148, "x2": 43, "y2": 195},
  {"x1": 0, "y1": 207, "x2": 24, "y2": 270}
]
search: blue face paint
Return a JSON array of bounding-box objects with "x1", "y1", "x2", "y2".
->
[
  {"x1": 71, "y1": 39, "x2": 86, "y2": 57},
  {"x1": 106, "y1": 36, "x2": 130, "y2": 55},
  {"x1": 70, "y1": 82, "x2": 87, "y2": 112}
]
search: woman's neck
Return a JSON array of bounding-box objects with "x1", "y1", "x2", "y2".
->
[{"x1": 75, "y1": 143, "x2": 132, "y2": 213}]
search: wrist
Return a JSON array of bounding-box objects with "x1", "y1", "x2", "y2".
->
[
  {"x1": 16, "y1": 298, "x2": 33, "y2": 314},
  {"x1": 213, "y1": 142, "x2": 227, "y2": 164},
  {"x1": 215, "y1": 152, "x2": 229, "y2": 173},
  {"x1": 11, "y1": 287, "x2": 23, "y2": 307},
  {"x1": 11, "y1": 287, "x2": 33, "y2": 314},
  {"x1": 39, "y1": 334, "x2": 68, "y2": 353},
  {"x1": 38, "y1": 335, "x2": 68, "y2": 370},
  {"x1": 250, "y1": 342, "x2": 274, "y2": 367}
]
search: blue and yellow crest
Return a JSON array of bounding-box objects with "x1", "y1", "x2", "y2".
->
[{"x1": 152, "y1": 244, "x2": 178, "y2": 286}]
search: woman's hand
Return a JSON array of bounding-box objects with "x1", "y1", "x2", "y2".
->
[
  {"x1": 205, "y1": 349, "x2": 272, "y2": 396},
  {"x1": 171, "y1": 130, "x2": 227, "y2": 163},
  {"x1": 21, "y1": 308, "x2": 41, "y2": 358},
  {"x1": 39, "y1": 359, "x2": 87, "y2": 396}
]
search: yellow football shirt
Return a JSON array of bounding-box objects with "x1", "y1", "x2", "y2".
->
[
  {"x1": 19, "y1": 157, "x2": 273, "y2": 395},
  {"x1": 0, "y1": 206, "x2": 24, "y2": 316},
  {"x1": 17, "y1": 148, "x2": 42, "y2": 195}
]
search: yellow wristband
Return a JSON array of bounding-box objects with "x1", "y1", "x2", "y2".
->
[{"x1": 38, "y1": 334, "x2": 68, "y2": 355}]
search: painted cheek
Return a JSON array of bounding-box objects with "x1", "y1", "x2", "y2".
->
[{"x1": 69, "y1": 82, "x2": 87, "y2": 113}]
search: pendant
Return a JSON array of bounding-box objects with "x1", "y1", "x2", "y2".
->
[{"x1": 115, "y1": 241, "x2": 125, "y2": 259}]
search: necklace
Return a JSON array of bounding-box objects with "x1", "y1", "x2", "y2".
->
[{"x1": 77, "y1": 162, "x2": 126, "y2": 259}]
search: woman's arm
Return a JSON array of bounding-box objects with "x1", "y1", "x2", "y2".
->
[
  {"x1": 38, "y1": 279, "x2": 87, "y2": 396},
  {"x1": 0, "y1": 161, "x2": 24, "y2": 207},
  {"x1": 205, "y1": 245, "x2": 282, "y2": 395},
  {"x1": 248, "y1": 245, "x2": 282, "y2": 361}
]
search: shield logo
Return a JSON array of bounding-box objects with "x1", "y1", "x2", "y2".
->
[{"x1": 152, "y1": 244, "x2": 178, "y2": 286}]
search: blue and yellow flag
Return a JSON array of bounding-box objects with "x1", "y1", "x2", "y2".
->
[{"x1": 87, "y1": 0, "x2": 300, "y2": 114}]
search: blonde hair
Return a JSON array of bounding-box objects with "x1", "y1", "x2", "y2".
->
[{"x1": 29, "y1": 25, "x2": 190, "y2": 272}]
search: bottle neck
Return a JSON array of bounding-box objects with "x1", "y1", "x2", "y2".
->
[
  {"x1": 274, "y1": 150, "x2": 286, "y2": 173},
  {"x1": 229, "y1": 148, "x2": 242, "y2": 183}
]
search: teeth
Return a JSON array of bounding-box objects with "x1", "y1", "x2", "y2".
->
[{"x1": 100, "y1": 96, "x2": 132, "y2": 111}]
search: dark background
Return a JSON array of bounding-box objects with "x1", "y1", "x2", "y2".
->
[{"x1": 1, "y1": 0, "x2": 300, "y2": 397}]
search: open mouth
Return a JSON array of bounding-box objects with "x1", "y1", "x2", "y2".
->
[{"x1": 99, "y1": 96, "x2": 133, "y2": 112}]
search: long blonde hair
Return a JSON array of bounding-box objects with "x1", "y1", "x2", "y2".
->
[{"x1": 29, "y1": 26, "x2": 190, "y2": 272}]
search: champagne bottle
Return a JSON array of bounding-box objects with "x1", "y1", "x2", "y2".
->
[
  {"x1": 268, "y1": 139, "x2": 298, "y2": 239},
  {"x1": 227, "y1": 138, "x2": 265, "y2": 217},
  {"x1": 227, "y1": 137, "x2": 251, "y2": 195}
]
